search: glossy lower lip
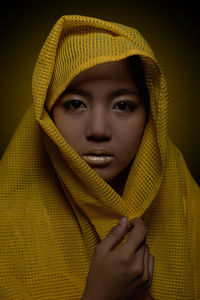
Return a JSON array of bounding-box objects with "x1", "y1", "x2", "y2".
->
[{"x1": 82, "y1": 155, "x2": 114, "y2": 166}]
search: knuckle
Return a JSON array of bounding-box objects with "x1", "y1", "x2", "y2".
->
[
  {"x1": 133, "y1": 263, "x2": 144, "y2": 278},
  {"x1": 142, "y1": 273, "x2": 149, "y2": 284},
  {"x1": 94, "y1": 243, "x2": 103, "y2": 256},
  {"x1": 120, "y1": 253, "x2": 131, "y2": 265},
  {"x1": 140, "y1": 223, "x2": 147, "y2": 236}
]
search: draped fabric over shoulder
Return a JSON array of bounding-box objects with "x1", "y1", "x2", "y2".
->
[{"x1": 0, "y1": 15, "x2": 199, "y2": 299}]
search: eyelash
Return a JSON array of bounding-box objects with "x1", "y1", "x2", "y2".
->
[
  {"x1": 115, "y1": 101, "x2": 136, "y2": 112},
  {"x1": 63, "y1": 100, "x2": 136, "y2": 112},
  {"x1": 63, "y1": 100, "x2": 85, "y2": 110}
]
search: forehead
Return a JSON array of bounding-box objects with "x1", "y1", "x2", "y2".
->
[{"x1": 69, "y1": 59, "x2": 134, "y2": 86}]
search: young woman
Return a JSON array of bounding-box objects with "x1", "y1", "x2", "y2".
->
[{"x1": 0, "y1": 14, "x2": 199, "y2": 299}]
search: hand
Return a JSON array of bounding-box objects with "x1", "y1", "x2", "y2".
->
[{"x1": 81, "y1": 217, "x2": 154, "y2": 300}]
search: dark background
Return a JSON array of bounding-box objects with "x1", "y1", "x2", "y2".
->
[{"x1": 1, "y1": 1, "x2": 199, "y2": 184}]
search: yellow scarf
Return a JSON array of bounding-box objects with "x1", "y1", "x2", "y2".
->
[{"x1": 0, "y1": 15, "x2": 199, "y2": 299}]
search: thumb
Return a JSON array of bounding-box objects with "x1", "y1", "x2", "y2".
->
[{"x1": 100, "y1": 217, "x2": 128, "y2": 253}]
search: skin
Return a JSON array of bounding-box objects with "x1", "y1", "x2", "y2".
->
[
  {"x1": 51, "y1": 60, "x2": 154, "y2": 298},
  {"x1": 81, "y1": 217, "x2": 154, "y2": 300},
  {"x1": 51, "y1": 59, "x2": 147, "y2": 196}
]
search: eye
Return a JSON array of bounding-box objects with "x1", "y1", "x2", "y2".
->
[
  {"x1": 114, "y1": 101, "x2": 136, "y2": 112},
  {"x1": 63, "y1": 100, "x2": 86, "y2": 110}
]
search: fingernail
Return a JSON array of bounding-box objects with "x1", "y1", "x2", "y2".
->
[{"x1": 119, "y1": 217, "x2": 127, "y2": 226}]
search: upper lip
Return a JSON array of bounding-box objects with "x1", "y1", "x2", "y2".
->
[{"x1": 83, "y1": 149, "x2": 113, "y2": 156}]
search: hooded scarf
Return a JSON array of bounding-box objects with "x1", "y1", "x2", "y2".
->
[{"x1": 0, "y1": 15, "x2": 199, "y2": 299}]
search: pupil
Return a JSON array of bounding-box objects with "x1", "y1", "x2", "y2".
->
[
  {"x1": 73, "y1": 100, "x2": 81, "y2": 108},
  {"x1": 118, "y1": 102, "x2": 127, "y2": 110}
]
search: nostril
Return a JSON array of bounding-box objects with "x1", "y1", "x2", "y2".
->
[{"x1": 85, "y1": 124, "x2": 111, "y2": 141}]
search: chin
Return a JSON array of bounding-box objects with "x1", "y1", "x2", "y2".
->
[{"x1": 91, "y1": 167, "x2": 117, "y2": 182}]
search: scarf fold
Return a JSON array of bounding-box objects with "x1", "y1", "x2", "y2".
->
[{"x1": 0, "y1": 15, "x2": 199, "y2": 299}]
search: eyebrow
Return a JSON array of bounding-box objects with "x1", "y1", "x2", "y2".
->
[{"x1": 64, "y1": 86, "x2": 139, "y2": 99}]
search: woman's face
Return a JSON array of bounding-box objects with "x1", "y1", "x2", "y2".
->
[{"x1": 52, "y1": 59, "x2": 147, "y2": 183}]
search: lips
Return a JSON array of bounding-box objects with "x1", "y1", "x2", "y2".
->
[{"x1": 82, "y1": 149, "x2": 114, "y2": 166}]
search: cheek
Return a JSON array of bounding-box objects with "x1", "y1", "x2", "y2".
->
[
  {"x1": 113, "y1": 113, "x2": 146, "y2": 158},
  {"x1": 53, "y1": 110, "x2": 84, "y2": 144}
]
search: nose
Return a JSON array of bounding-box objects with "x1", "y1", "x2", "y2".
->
[{"x1": 85, "y1": 108, "x2": 112, "y2": 141}]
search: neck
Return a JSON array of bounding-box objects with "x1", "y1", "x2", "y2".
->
[{"x1": 107, "y1": 162, "x2": 132, "y2": 197}]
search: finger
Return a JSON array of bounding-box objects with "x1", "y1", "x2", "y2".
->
[
  {"x1": 98, "y1": 217, "x2": 128, "y2": 254},
  {"x1": 120, "y1": 218, "x2": 147, "y2": 255},
  {"x1": 148, "y1": 254, "x2": 154, "y2": 284},
  {"x1": 141, "y1": 245, "x2": 149, "y2": 285},
  {"x1": 128, "y1": 217, "x2": 145, "y2": 229},
  {"x1": 131, "y1": 243, "x2": 146, "y2": 278},
  {"x1": 142, "y1": 253, "x2": 154, "y2": 291},
  {"x1": 127, "y1": 246, "x2": 151, "y2": 299},
  {"x1": 128, "y1": 217, "x2": 147, "y2": 235},
  {"x1": 126, "y1": 245, "x2": 148, "y2": 300}
]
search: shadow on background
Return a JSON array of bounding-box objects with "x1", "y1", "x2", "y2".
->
[{"x1": 0, "y1": 0, "x2": 199, "y2": 185}]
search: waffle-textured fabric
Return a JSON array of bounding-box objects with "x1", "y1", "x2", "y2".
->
[{"x1": 0, "y1": 15, "x2": 200, "y2": 299}]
